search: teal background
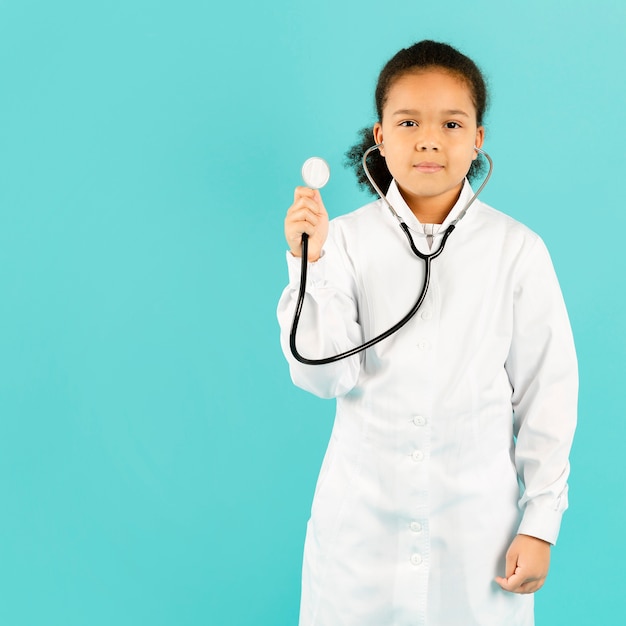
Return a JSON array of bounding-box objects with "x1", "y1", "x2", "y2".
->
[{"x1": 0, "y1": 0, "x2": 624, "y2": 624}]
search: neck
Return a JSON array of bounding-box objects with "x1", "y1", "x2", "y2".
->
[{"x1": 398, "y1": 182, "x2": 464, "y2": 224}]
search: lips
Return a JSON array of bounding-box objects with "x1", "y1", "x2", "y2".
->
[{"x1": 414, "y1": 162, "x2": 444, "y2": 173}]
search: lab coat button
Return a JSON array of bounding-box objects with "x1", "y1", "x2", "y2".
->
[
  {"x1": 410, "y1": 521, "x2": 422, "y2": 533},
  {"x1": 413, "y1": 415, "x2": 426, "y2": 427},
  {"x1": 411, "y1": 450, "x2": 424, "y2": 462},
  {"x1": 417, "y1": 340, "x2": 430, "y2": 351},
  {"x1": 421, "y1": 309, "x2": 432, "y2": 320},
  {"x1": 410, "y1": 553, "x2": 422, "y2": 566}
]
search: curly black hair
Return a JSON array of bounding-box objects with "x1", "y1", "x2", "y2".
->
[{"x1": 344, "y1": 40, "x2": 489, "y2": 195}]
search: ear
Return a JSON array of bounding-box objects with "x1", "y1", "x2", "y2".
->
[
  {"x1": 373, "y1": 123, "x2": 385, "y2": 157},
  {"x1": 473, "y1": 126, "x2": 485, "y2": 159}
]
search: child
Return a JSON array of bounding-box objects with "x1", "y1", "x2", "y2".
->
[{"x1": 277, "y1": 40, "x2": 577, "y2": 626}]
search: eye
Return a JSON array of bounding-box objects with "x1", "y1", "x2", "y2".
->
[
  {"x1": 399, "y1": 120, "x2": 418, "y2": 127},
  {"x1": 445, "y1": 121, "x2": 461, "y2": 129}
]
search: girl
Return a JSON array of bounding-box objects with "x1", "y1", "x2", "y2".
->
[{"x1": 277, "y1": 40, "x2": 577, "y2": 626}]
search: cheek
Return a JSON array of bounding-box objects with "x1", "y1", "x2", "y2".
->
[{"x1": 458, "y1": 143, "x2": 478, "y2": 164}]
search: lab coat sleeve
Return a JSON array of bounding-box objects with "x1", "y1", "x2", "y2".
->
[
  {"x1": 276, "y1": 229, "x2": 362, "y2": 399},
  {"x1": 505, "y1": 236, "x2": 578, "y2": 545}
]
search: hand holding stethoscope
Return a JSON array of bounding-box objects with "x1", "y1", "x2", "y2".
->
[{"x1": 284, "y1": 163, "x2": 330, "y2": 262}]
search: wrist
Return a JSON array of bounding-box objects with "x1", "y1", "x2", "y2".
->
[{"x1": 519, "y1": 534, "x2": 551, "y2": 547}]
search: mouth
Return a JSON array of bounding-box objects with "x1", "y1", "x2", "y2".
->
[{"x1": 413, "y1": 162, "x2": 444, "y2": 173}]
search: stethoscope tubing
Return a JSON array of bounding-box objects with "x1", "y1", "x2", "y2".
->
[{"x1": 289, "y1": 222, "x2": 455, "y2": 365}]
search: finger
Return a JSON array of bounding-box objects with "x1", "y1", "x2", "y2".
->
[
  {"x1": 311, "y1": 189, "x2": 328, "y2": 213},
  {"x1": 517, "y1": 581, "x2": 542, "y2": 594},
  {"x1": 505, "y1": 581, "x2": 541, "y2": 595},
  {"x1": 293, "y1": 186, "x2": 317, "y2": 202},
  {"x1": 285, "y1": 217, "x2": 319, "y2": 242},
  {"x1": 517, "y1": 574, "x2": 545, "y2": 592},
  {"x1": 496, "y1": 573, "x2": 544, "y2": 594},
  {"x1": 288, "y1": 206, "x2": 320, "y2": 225},
  {"x1": 286, "y1": 226, "x2": 315, "y2": 247},
  {"x1": 297, "y1": 186, "x2": 326, "y2": 205},
  {"x1": 292, "y1": 188, "x2": 327, "y2": 216},
  {"x1": 288, "y1": 202, "x2": 318, "y2": 223},
  {"x1": 287, "y1": 198, "x2": 324, "y2": 221},
  {"x1": 495, "y1": 567, "x2": 524, "y2": 592}
]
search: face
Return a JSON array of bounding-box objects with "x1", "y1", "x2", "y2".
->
[{"x1": 373, "y1": 69, "x2": 484, "y2": 217}]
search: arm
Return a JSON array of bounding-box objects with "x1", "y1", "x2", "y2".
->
[
  {"x1": 277, "y1": 188, "x2": 362, "y2": 399},
  {"x1": 499, "y1": 237, "x2": 578, "y2": 591}
]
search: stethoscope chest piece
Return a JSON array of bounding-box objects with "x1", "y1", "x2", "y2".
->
[{"x1": 301, "y1": 157, "x2": 330, "y2": 189}]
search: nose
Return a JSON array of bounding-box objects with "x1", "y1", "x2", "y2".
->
[
  {"x1": 417, "y1": 139, "x2": 439, "y2": 151},
  {"x1": 416, "y1": 128, "x2": 439, "y2": 151}
]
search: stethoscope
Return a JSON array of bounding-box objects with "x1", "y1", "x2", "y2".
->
[{"x1": 289, "y1": 144, "x2": 493, "y2": 365}]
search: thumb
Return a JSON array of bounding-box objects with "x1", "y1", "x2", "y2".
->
[
  {"x1": 504, "y1": 545, "x2": 519, "y2": 579},
  {"x1": 312, "y1": 189, "x2": 326, "y2": 211},
  {"x1": 495, "y1": 543, "x2": 520, "y2": 590}
]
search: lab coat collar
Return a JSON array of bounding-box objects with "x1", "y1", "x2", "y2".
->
[{"x1": 384, "y1": 179, "x2": 475, "y2": 232}]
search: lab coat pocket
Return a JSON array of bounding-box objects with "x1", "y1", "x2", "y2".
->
[
  {"x1": 311, "y1": 435, "x2": 338, "y2": 506},
  {"x1": 309, "y1": 435, "x2": 355, "y2": 551}
]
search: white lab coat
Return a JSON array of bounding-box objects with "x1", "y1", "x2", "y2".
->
[{"x1": 277, "y1": 180, "x2": 578, "y2": 626}]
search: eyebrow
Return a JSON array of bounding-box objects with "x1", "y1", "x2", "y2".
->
[{"x1": 392, "y1": 108, "x2": 470, "y2": 117}]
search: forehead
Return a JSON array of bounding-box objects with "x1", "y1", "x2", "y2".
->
[{"x1": 383, "y1": 69, "x2": 477, "y2": 117}]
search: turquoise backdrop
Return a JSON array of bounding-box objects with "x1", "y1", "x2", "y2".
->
[{"x1": 0, "y1": 0, "x2": 624, "y2": 624}]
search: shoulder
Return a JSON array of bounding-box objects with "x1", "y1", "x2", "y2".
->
[
  {"x1": 475, "y1": 201, "x2": 538, "y2": 238},
  {"x1": 330, "y1": 197, "x2": 385, "y2": 227},
  {"x1": 471, "y1": 202, "x2": 557, "y2": 282},
  {"x1": 327, "y1": 197, "x2": 388, "y2": 243},
  {"x1": 472, "y1": 200, "x2": 547, "y2": 252}
]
